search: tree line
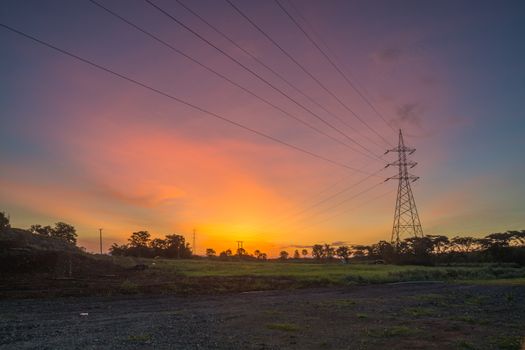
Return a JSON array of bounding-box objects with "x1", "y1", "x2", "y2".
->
[
  {"x1": 109, "y1": 231, "x2": 193, "y2": 258},
  {"x1": 203, "y1": 230, "x2": 525, "y2": 265}
]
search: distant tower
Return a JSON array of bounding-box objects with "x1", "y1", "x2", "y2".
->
[
  {"x1": 192, "y1": 228, "x2": 196, "y2": 256},
  {"x1": 385, "y1": 129, "x2": 424, "y2": 245},
  {"x1": 236, "y1": 241, "x2": 244, "y2": 256},
  {"x1": 99, "y1": 228, "x2": 103, "y2": 254}
]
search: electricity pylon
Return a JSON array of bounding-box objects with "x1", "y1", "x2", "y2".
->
[{"x1": 385, "y1": 129, "x2": 423, "y2": 245}]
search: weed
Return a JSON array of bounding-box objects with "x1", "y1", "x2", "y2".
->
[
  {"x1": 405, "y1": 307, "x2": 433, "y2": 317},
  {"x1": 456, "y1": 340, "x2": 476, "y2": 349},
  {"x1": 356, "y1": 313, "x2": 368, "y2": 319},
  {"x1": 119, "y1": 280, "x2": 139, "y2": 294},
  {"x1": 490, "y1": 335, "x2": 523, "y2": 350},
  {"x1": 127, "y1": 333, "x2": 152, "y2": 342},
  {"x1": 368, "y1": 325, "x2": 416, "y2": 338},
  {"x1": 450, "y1": 314, "x2": 488, "y2": 325},
  {"x1": 320, "y1": 299, "x2": 356, "y2": 308},
  {"x1": 266, "y1": 323, "x2": 300, "y2": 332}
]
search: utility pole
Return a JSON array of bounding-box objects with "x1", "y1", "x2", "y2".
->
[
  {"x1": 385, "y1": 129, "x2": 424, "y2": 245},
  {"x1": 99, "y1": 228, "x2": 103, "y2": 254},
  {"x1": 192, "y1": 228, "x2": 196, "y2": 256},
  {"x1": 236, "y1": 241, "x2": 244, "y2": 256}
]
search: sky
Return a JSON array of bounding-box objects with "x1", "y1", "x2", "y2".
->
[{"x1": 1, "y1": 0, "x2": 524, "y2": 256}]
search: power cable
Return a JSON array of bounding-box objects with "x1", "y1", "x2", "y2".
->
[
  {"x1": 0, "y1": 22, "x2": 375, "y2": 175},
  {"x1": 144, "y1": 0, "x2": 384, "y2": 161},
  {"x1": 224, "y1": 0, "x2": 393, "y2": 147}
]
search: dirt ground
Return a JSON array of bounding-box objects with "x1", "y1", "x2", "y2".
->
[{"x1": 0, "y1": 283, "x2": 524, "y2": 350}]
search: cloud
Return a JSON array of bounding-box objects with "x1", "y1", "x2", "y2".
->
[
  {"x1": 371, "y1": 47, "x2": 403, "y2": 64},
  {"x1": 394, "y1": 103, "x2": 425, "y2": 128},
  {"x1": 330, "y1": 241, "x2": 352, "y2": 246}
]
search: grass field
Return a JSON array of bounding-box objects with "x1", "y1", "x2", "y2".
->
[
  {"x1": 115, "y1": 257, "x2": 525, "y2": 286},
  {"x1": 4, "y1": 256, "x2": 525, "y2": 298}
]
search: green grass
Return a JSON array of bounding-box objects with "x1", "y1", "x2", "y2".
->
[
  {"x1": 405, "y1": 306, "x2": 434, "y2": 317},
  {"x1": 126, "y1": 333, "x2": 152, "y2": 342},
  {"x1": 266, "y1": 323, "x2": 300, "y2": 332},
  {"x1": 131, "y1": 259, "x2": 525, "y2": 284},
  {"x1": 367, "y1": 326, "x2": 418, "y2": 338}
]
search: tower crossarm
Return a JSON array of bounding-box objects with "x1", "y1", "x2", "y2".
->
[
  {"x1": 384, "y1": 146, "x2": 416, "y2": 154},
  {"x1": 385, "y1": 161, "x2": 417, "y2": 168}
]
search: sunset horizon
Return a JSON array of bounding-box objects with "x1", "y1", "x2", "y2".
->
[{"x1": 1, "y1": 0, "x2": 524, "y2": 257}]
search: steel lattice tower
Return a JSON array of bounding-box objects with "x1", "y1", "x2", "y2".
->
[{"x1": 386, "y1": 129, "x2": 423, "y2": 245}]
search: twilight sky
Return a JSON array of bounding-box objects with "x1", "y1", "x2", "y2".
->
[{"x1": 1, "y1": 0, "x2": 524, "y2": 256}]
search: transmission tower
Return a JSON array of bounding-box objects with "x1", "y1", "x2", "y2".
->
[
  {"x1": 385, "y1": 129, "x2": 423, "y2": 245},
  {"x1": 192, "y1": 228, "x2": 196, "y2": 256}
]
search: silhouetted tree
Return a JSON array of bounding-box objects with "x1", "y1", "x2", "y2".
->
[
  {"x1": 509, "y1": 230, "x2": 525, "y2": 246},
  {"x1": 109, "y1": 243, "x2": 129, "y2": 256},
  {"x1": 351, "y1": 245, "x2": 367, "y2": 258},
  {"x1": 293, "y1": 249, "x2": 300, "y2": 259},
  {"x1": 51, "y1": 222, "x2": 77, "y2": 245},
  {"x1": 260, "y1": 252, "x2": 267, "y2": 260},
  {"x1": 0, "y1": 212, "x2": 11, "y2": 232},
  {"x1": 336, "y1": 246, "x2": 350, "y2": 262},
  {"x1": 150, "y1": 238, "x2": 168, "y2": 256},
  {"x1": 129, "y1": 231, "x2": 151, "y2": 248},
  {"x1": 29, "y1": 224, "x2": 53, "y2": 236},
  {"x1": 323, "y1": 244, "x2": 335, "y2": 259},
  {"x1": 426, "y1": 235, "x2": 450, "y2": 254},
  {"x1": 279, "y1": 251, "x2": 289, "y2": 260},
  {"x1": 236, "y1": 247, "x2": 246, "y2": 256},
  {"x1": 206, "y1": 248, "x2": 216, "y2": 257},
  {"x1": 253, "y1": 249, "x2": 261, "y2": 259},
  {"x1": 451, "y1": 236, "x2": 478, "y2": 253},
  {"x1": 219, "y1": 249, "x2": 232, "y2": 259},
  {"x1": 165, "y1": 234, "x2": 191, "y2": 258},
  {"x1": 312, "y1": 244, "x2": 324, "y2": 259},
  {"x1": 301, "y1": 249, "x2": 308, "y2": 258}
]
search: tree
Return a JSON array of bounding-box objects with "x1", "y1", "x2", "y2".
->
[
  {"x1": 509, "y1": 230, "x2": 525, "y2": 246},
  {"x1": 323, "y1": 244, "x2": 335, "y2": 259},
  {"x1": 451, "y1": 236, "x2": 478, "y2": 253},
  {"x1": 236, "y1": 247, "x2": 246, "y2": 256},
  {"x1": 293, "y1": 249, "x2": 301, "y2": 259},
  {"x1": 128, "y1": 231, "x2": 151, "y2": 248},
  {"x1": 165, "y1": 234, "x2": 191, "y2": 258},
  {"x1": 426, "y1": 235, "x2": 450, "y2": 254},
  {"x1": 109, "y1": 243, "x2": 129, "y2": 256},
  {"x1": 29, "y1": 224, "x2": 53, "y2": 236},
  {"x1": 336, "y1": 246, "x2": 350, "y2": 262},
  {"x1": 150, "y1": 238, "x2": 168, "y2": 256},
  {"x1": 253, "y1": 249, "x2": 261, "y2": 259},
  {"x1": 351, "y1": 245, "x2": 367, "y2": 258},
  {"x1": 279, "y1": 251, "x2": 289, "y2": 260},
  {"x1": 301, "y1": 249, "x2": 308, "y2": 258},
  {"x1": 483, "y1": 232, "x2": 514, "y2": 248},
  {"x1": 312, "y1": 244, "x2": 324, "y2": 259},
  {"x1": 0, "y1": 212, "x2": 10, "y2": 232},
  {"x1": 260, "y1": 253, "x2": 267, "y2": 260},
  {"x1": 206, "y1": 248, "x2": 216, "y2": 258},
  {"x1": 219, "y1": 249, "x2": 233, "y2": 259},
  {"x1": 52, "y1": 222, "x2": 77, "y2": 245}
]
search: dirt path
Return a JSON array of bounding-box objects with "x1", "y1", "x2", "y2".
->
[{"x1": 1, "y1": 283, "x2": 524, "y2": 349}]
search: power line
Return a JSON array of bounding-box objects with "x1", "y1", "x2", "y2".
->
[
  {"x1": 0, "y1": 22, "x2": 373, "y2": 174},
  {"x1": 224, "y1": 0, "x2": 392, "y2": 147},
  {"x1": 88, "y1": 0, "x2": 374, "y2": 160},
  {"x1": 286, "y1": 181, "x2": 385, "y2": 227},
  {"x1": 144, "y1": 0, "x2": 384, "y2": 161},
  {"x1": 174, "y1": 0, "x2": 386, "y2": 152},
  {"x1": 274, "y1": 181, "x2": 386, "y2": 236},
  {"x1": 296, "y1": 187, "x2": 395, "y2": 234},
  {"x1": 275, "y1": 0, "x2": 395, "y2": 136},
  {"x1": 272, "y1": 167, "x2": 384, "y2": 227}
]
